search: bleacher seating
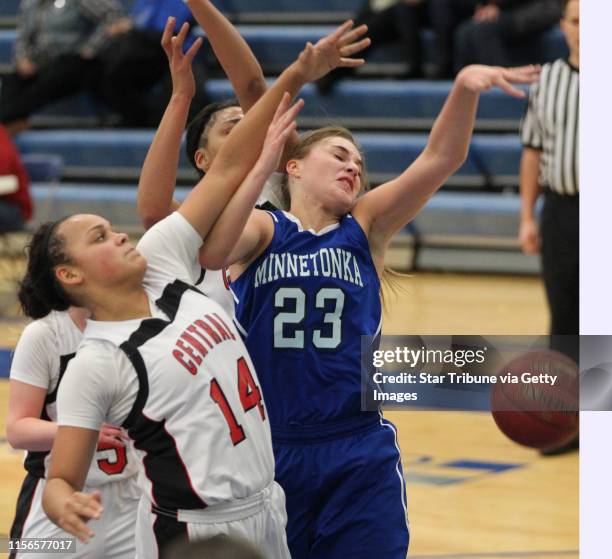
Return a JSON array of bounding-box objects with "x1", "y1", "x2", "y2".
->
[
  {"x1": 22, "y1": 79, "x2": 527, "y2": 132},
  {"x1": 0, "y1": 1, "x2": 567, "y2": 273},
  {"x1": 0, "y1": 26, "x2": 568, "y2": 76},
  {"x1": 15, "y1": 130, "x2": 522, "y2": 189}
]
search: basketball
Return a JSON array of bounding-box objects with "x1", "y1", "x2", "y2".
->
[{"x1": 490, "y1": 350, "x2": 579, "y2": 451}]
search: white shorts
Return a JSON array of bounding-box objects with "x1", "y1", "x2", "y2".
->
[
  {"x1": 135, "y1": 481, "x2": 290, "y2": 559},
  {"x1": 12, "y1": 475, "x2": 140, "y2": 559}
]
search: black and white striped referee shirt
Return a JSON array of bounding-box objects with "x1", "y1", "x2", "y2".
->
[{"x1": 520, "y1": 58, "x2": 579, "y2": 195}]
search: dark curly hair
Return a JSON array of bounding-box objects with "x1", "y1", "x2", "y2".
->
[{"x1": 18, "y1": 218, "x2": 77, "y2": 319}]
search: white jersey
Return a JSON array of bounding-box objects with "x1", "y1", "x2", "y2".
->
[
  {"x1": 194, "y1": 173, "x2": 286, "y2": 319},
  {"x1": 57, "y1": 212, "x2": 275, "y2": 515},
  {"x1": 9, "y1": 311, "x2": 139, "y2": 486}
]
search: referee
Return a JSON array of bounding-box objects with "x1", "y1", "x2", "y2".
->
[{"x1": 519, "y1": 0, "x2": 579, "y2": 338}]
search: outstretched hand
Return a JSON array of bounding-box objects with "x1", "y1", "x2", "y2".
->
[
  {"x1": 254, "y1": 92, "x2": 305, "y2": 178},
  {"x1": 161, "y1": 17, "x2": 203, "y2": 99},
  {"x1": 295, "y1": 20, "x2": 370, "y2": 83},
  {"x1": 457, "y1": 64, "x2": 541, "y2": 98}
]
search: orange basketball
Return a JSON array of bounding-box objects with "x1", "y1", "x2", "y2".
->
[{"x1": 490, "y1": 350, "x2": 579, "y2": 451}]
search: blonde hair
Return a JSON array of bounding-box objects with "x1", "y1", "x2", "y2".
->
[{"x1": 282, "y1": 126, "x2": 370, "y2": 205}]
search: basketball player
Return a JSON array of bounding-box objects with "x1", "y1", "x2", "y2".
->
[
  {"x1": 196, "y1": 64, "x2": 541, "y2": 558},
  {"x1": 137, "y1": 0, "x2": 369, "y2": 317},
  {"x1": 7, "y1": 307, "x2": 140, "y2": 559},
  {"x1": 20, "y1": 21, "x2": 367, "y2": 558}
]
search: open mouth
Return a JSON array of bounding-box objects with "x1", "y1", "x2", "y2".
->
[{"x1": 337, "y1": 177, "x2": 353, "y2": 192}]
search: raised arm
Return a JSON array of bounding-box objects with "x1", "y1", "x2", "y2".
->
[
  {"x1": 137, "y1": 18, "x2": 199, "y2": 229},
  {"x1": 186, "y1": 0, "x2": 266, "y2": 110},
  {"x1": 179, "y1": 20, "x2": 370, "y2": 240},
  {"x1": 191, "y1": 21, "x2": 371, "y2": 267},
  {"x1": 353, "y1": 64, "x2": 541, "y2": 269},
  {"x1": 198, "y1": 93, "x2": 302, "y2": 269}
]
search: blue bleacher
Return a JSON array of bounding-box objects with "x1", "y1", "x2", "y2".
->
[
  {"x1": 0, "y1": 26, "x2": 567, "y2": 74},
  {"x1": 207, "y1": 80, "x2": 527, "y2": 131},
  {"x1": 198, "y1": 26, "x2": 567, "y2": 73},
  {"x1": 1, "y1": 2, "x2": 557, "y2": 273},
  {"x1": 15, "y1": 130, "x2": 521, "y2": 188},
  {"x1": 23, "y1": 79, "x2": 527, "y2": 131}
]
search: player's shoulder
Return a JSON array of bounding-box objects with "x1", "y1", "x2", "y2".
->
[
  {"x1": 66, "y1": 337, "x2": 124, "y2": 385},
  {"x1": 17, "y1": 312, "x2": 60, "y2": 347}
]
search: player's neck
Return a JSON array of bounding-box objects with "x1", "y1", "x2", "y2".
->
[
  {"x1": 88, "y1": 286, "x2": 152, "y2": 322},
  {"x1": 288, "y1": 201, "x2": 339, "y2": 233},
  {"x1": 68, "y1": 306, "x2": 91, "y2": 331}
]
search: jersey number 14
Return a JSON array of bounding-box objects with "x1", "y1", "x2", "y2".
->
[{"x1": 210, "y1": 357, "x2": 266, "y2": 445}]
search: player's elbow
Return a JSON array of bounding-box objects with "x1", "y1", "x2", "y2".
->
[
  {"x1": 139, "y1": 210, "x2": 164, "y2": 231},
  {"x1": 245, "y1": 75, "x2": 267, "y2": 101},
  {"x1": 424, "y1": 146, "x2": 467, "y2": 176},
  {"x1": 198, "y1": 248, "x2": 227, "y2": 271},
  {"x1": 6, "y1": 421, "x2": 25, "y2": 450}
]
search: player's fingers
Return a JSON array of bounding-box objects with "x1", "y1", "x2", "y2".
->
[
  {"x1": 503, "y1": 68, "x2": 539, "y2": 84},
  {"x1": 337, "y1": 23, "x2": 368, "y2": 47},
  {"x1": 73, "y1": 492, "x2": 103, "y2": 515},
  {"x1": 495, "y1": 76, "x2": 525, "y2": 98},
  {"x1": 62, "y1": 514, "x2": 95, "y2": 542},
  {"x1": 176, "y1": 21, "x2": 190, "y2": 48},
  {"x1": 327, "y1": 19, "x2": 355, "y2": 43},
  {"x1": 277, "y1": 98, "x2": 304, "y2": 128},
  {"x1": 338, "y1": 57, "x2": 365, "y2": 68},
  {"x1": 184, "y1": 36, "x2": 203, "y2": 63},
  {"x1": 340, "y1": 37, "x2": 371, "y2": 57},
  {"x1": 278, "y1": 121, "x2": 298, "y2": 141},
  {"x1": 98, "y1": 434, "x2": 126, "y2": 447},
  {"x1": 271, "y1": 92, "x2": 292, "y2": 124},
  {"x1": 160, "y1": 17, "x2": 175, "y2": 55}
]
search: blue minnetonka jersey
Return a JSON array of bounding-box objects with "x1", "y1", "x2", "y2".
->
[{"x1": 231, "y1": 211, "x2": 381, "y2": 429}]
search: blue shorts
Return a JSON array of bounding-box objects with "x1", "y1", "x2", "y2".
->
[{"x1": 272, "y1": 413, "x2": 409, "y2": 559}]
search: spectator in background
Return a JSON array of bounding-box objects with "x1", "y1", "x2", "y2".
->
[
  {"x1": 0, "y1": 124, "x2": 32, "y2": 232},
  {"x1": 0, "y1": 0, "x2": 124, "y2": 133},
  {"x1": 95, "y1": 0, "x2": 210, "y2": 127},
  {"x1": 519, "y1": 0, "x2": 578, "y2": 343},
  {"x1": 450, "y1": 0, "x2": 563, "y2": 74},
  {"x1": 427, "y1": 0, "x2": 479, "y2": 78},
  {"x1": 317, "y1": 0, "x2": 428, "y2": 95}
]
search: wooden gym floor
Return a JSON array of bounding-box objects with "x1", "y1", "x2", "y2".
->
[{"x1": 0, "y1": 273, "x2": 578, "y2": 558}]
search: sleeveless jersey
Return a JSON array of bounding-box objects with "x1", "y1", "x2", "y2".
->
[
  {"x1": 231, "y1": 211, "x2": 382, "y2": 429},
  {"x1": 61, "y1": 213, "x2": 275, "y2": 513},
  {"x1": 9, "y1": 311, "x2": 139, "y2": 486}
]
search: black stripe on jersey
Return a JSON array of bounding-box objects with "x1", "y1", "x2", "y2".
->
[
  {"x1": 256, "y1": 200, "x2": 279, "y2": 211},
  {"x1": 152, "y1": 510, "x2": 188, "y2": 557},
  {"x1": 121, "y1": 280, "x2": 199, "y2": 428},
  {"x1": 46, "y1": 352, "x2": 76, "y2": 405},
  {"x1": 195, "y1": 267, "x2": 206, "y2": 286},
  {"x1": 118, "y1": 279, "x2": 208, "y2": 511},
  {"x1": 9, "y1": 473, "x2": 40, "y2": 555},
  {"x1": 131, "y1": 416, "x2": 208, "y2": 511},
  {"x1": 24, "y1": 352, "x2": 76, "y2": 478}
]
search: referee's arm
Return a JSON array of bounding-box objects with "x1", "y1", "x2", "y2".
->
[{"x1": 518, "y1": 147, "x2": 542, "y2": 255}]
